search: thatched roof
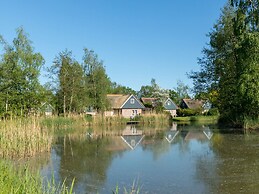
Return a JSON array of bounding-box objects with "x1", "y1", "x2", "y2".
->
[
  {"x1": 107, "y1": 94, "x2": 131, "y2": 109},
  {"x1": 140, "y1": 97, "x2": 158, "y2": 106},
  {"x1": 181, "y1": 99, "x2": 204, "y2": 109}
]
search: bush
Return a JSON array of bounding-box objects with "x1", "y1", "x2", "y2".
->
[
  {"x1": 177, "y1": 108, "x2": 202, "y2": 117},
  {"x1": 207, "y1": 108, "x2": 219, "y2": 116}
]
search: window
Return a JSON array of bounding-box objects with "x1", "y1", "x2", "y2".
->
[
  {"x1": 167, "y1": 101, "x2": 171, "y2": 105},
  {"x1": 130, "y1": 98, "x2": 135, "y2": 104}
]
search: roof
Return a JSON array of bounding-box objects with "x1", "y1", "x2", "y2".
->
[
  {"x1": 107, "y1": 94, "x2": 145, "y2": 109},
  {"x1": 164, "y1": 98, "x2": 178, "y2": 110},
  {"x1": 181, "y1": 99, "x2": 204, "y2": 109},
  {"x1": 107, "y1": 94, "x2": 130, "y2": 109},
  {"x1": 140, "y1": 97, "x2": 158, "y2": 104}
]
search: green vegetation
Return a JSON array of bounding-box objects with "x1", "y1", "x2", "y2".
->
[
  {"x1": 137, "y1": 113, "x2": 171, "y2": 125},
  {"x1": 189, "y1": 1, "x2": 259, "y2": 128},
  {"x1": 0, "y1": 160, "x2": 74, "y2": 194},
  {"x1": 0, "y1": 119, "x2": 52, "y2": 159},
  {"x1": 113, "y1": 180, "x2": 141, "y2": 194},
  {"x1": 172, "y1": 116, "x2": 218, "y2": 123}
]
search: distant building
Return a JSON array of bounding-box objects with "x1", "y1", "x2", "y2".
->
[
  {"x1": 40, "y1": 102, "x2": 54, "y2": 116},
  {"x1": 140, "y1": 97, "x2": 158, "y2": 114},
  {"x1": 163, "y1": 98, "x2": 178, "y2": 117},
  {"x1": 180, "y1": 99, "x2": 204, "y2": 110},
  {"x1": 105, "y1": 94, "x2": 145, "y2": 118},
  {"x1": 179, "y1": 98, "x2": 211, "y2": 113}
]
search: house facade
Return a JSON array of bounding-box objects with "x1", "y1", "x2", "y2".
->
[
  {"x1": 179, "y1": 98, "x2": 211, "y2": 113},
  {"x1": 105, "y1": 94, "x2": 145, "y2": 118},
  {"x1": 163, "y1": 98, "x2": 178, "y2": 117}
]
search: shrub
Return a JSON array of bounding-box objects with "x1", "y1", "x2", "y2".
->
[
  {"x1": 177, "y1": 108, "x2": 202, "y2": 117},
  {"x1": 207, "y1": 108, "x2": 219, "y2": 116}
]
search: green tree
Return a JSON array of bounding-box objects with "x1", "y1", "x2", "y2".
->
[
  {"x1": 0, "y1": 27, "x2": 44, "y2": 117},
  {"x1": 189, "y1": 3, "x2": 259, "y2": 126},
  {"x1": 169, "y1": 80, "x2": 190, "y2": 105},
  {"x1": 82, "y1": 48, "x2": 111, "y2": 113},
  {"x1": 50, "y1": 50, "x2": 88, "y2": 115},
  {"x1": 108, "y1": 82, "x2": 136, "y2": 95}
]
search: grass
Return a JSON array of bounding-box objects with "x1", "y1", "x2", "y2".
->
[
  {"x1": 137, "y1": 113, "x2": 171, "y2": 125},
  {"x1": 0, "y1": 118, "x2": 52, "y2": 159},
  {"x1": 0, "y1": 160, "x2": 74, "y2": 194},
  {"x1": 113, "y1": 180, "x2": 141, "y2": 194},
  {"x1": 172, "y1": 115, "x2": 218, "y2": 123}
]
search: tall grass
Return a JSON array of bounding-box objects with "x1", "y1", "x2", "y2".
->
[
  {"x1": 138, "y1": 113, "x2": 171, "y2": 126},
  {"x1": 0, "y1": 160, "x2": 74, "y2": 194},
  {"x1": 92, "y1": 115, "x2": 128, "y2": 126},
  {"x1": 0, "y1": 118, "x2": 52, "y2": 159}
]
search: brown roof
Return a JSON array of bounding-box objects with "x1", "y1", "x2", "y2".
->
[
  {"x1": 140, "y1": 97, "x2": 158, "y2": 105},
  {"x1": 182, "y1": 99, "x2": 204, "y2": 109},
  {"x1": 107, "y1": 94, "x2": 130, "y2": 109}
]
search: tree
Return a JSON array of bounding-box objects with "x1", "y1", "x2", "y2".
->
[
  {"x1": 0, "y1": 27, "x2": 44, "y2": 117},
  {"x1": 189, "y1": 3, "x2": 259, "y2": 126},
  {"x1": 108, "y1": 82, "x2": 136, "y2": 95},
  {"x1": 49, "y1": 50, "x2": 87, "y2": 115},
  {"x1": 169, "y1": 80, "x2": 190, "y2": 105},
  {"x1": 82, "y1": 48, "x2": 111, "y2": 112},
  {"x1": 139, "y1": 78, "x2": 169, "y2": 99}
]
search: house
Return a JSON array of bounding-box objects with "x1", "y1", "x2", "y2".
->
[
  {"x1": 179, "y1": 99, "x2": 205, "y2": 110},
  {"x1": 180, "y1": 98, "x2": 212, "y2": 113},
  {"x1": 163, "y1": 98, "x2": 178, "y2": 117},
  {"x1": 140, "y1": 97, "x2": 158, "y2": 113},
  {"x1": 40, "y1": 102, "x2": 54, "y2": 116},
  {"x1": 105, "y1": 94, "x2": 145, "y2": 118}
]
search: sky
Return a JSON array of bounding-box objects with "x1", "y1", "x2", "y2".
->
[{"x1": 0, "y1": 0, "x2": 227, "y2": 91}]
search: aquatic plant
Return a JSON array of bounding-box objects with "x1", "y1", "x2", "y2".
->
[
  {"x1": 0, "y1": 160, "x2": 74, "y2": 194},
  {"x1": 0, "y1": 119, "x2": 52, "y2": 159}
]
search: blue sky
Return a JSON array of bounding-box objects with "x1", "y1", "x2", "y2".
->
[{"x1": 0, "y1": 0, "x2": 226, "y2": 91}]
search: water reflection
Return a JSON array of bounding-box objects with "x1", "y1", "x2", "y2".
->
[
  {"x1": 121, "y1": 125, "x2": 145, "y2": 150},
  {"x1": 37, "y1": 123, "x2": 259, "y2": 194}
]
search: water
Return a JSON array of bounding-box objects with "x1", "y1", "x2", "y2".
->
[{"x1": 39, "y1": 123, "x2": 259, "y2": 194}]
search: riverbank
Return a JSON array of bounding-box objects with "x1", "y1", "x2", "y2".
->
[
  {"x1": 172, "y1": 116, "x2": 219, "y2": 123},
  {"x1": 0, "y1": 160, "x2": 74, "y2": 194}
]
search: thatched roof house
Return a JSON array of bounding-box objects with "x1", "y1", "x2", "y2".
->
[{"x1": 105, "y1": 94, "x2": 145, "y2": 118}]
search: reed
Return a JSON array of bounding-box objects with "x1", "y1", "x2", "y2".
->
[
  {"x1": 0, "y1": 118, "x2": 52, "y2": 159},
  {"x1": 0, "y1": 160, "x2": 74, "y2": 194},
  {"x1": 138, "y1": 113, "x2": 171, "y2": 125},
  {"x1": 92, "y1": 115, "x2": 128, "y2": 126}
]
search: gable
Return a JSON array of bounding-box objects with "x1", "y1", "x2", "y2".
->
[
  {"x1": 181, "y1": 99, "x2": 204, "y2": 109},
  {"x1": 164, "y1": 98, "x2": 178, "y2": 110},
  {"x1": 121, "y1": 95, "x2": 145, "y2": 109}
]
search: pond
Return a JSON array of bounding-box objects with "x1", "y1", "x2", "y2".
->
[{"x1": 37, "y1": 123, "x2": 259, "y2": 194}]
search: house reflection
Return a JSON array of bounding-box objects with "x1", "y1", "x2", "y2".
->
[
  {"x1": 167, "y1": 123, "x2": 214, "y2": 142},
  {"x1": 203, "y1": 126, "x2": 213, "y2": 140},
  {"x1": 184, "y1": 126, "x2": 214, "y2": 141},
  {"x1": 165, "y1": 122, "x2": 179, "y2": 143},
  {"x1": 121, "y1": 125, "x2": 145, "y2": 150}
]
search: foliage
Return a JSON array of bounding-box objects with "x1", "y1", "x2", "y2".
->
[
  {"x1": 82, "y1": 48, "x2": 111, "y2": 112},
  {"x1": 169, "y1": 80, "x2": 190, "y2": 105},
  {"x1": 0, "y1": 160, "x2": 74, "y2": 194},
  {"x1": 176, "y1": 108, "x2": 202, "y2": 117},
  {"x1": 108, "y1": 82, "x2": 136, "y2": 95},
  {"x1": 138, "y1": 78, "x2": 169, "y2": 100},
  {"x1": 0, "y1": 119, "x2": 52, "y2": 159},
  {"x1": 0, "y1": 27, "x2": 45, "y2": 117},
  {"x1": 48, "y1": 48, "x2": 111, "y2": 115},
  {"x1": 189, "y1": 3, "x2": 259, "y2": 127},
  {"x1": 48, "y1": 50, "x2": 88, "y2": 115},
  {"x1": 207, "y1": 108, "x2": 219, "y2": 116}
]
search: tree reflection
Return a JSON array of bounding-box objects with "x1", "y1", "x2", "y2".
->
[
  {"x1": 54, "y1": 134, "x2": 121, "y2": 193},
  {"x1": 196, "y1": 132, "x2": 259, "y2": 193}
]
